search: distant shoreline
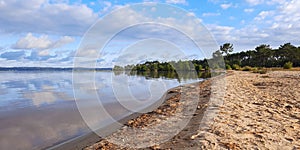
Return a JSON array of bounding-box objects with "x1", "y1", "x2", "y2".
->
[{"x1": 0, "y1": 67, "x2": 112, "y2": 72}]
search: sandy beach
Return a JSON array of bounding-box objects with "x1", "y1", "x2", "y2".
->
[
  {"x1": 84, "y1": 70, "x2": 300, "y2": 150},
  {"x1": 199, "y1": 71, "x2": 300, "y2": 149}
]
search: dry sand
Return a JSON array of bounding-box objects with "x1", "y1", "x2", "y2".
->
[
  {"x1": 85, "y1": 70, "x2": 300, "y2": 150},
  {"x1": 199, "y1": 71, "x2": 300, "y2": 149}
]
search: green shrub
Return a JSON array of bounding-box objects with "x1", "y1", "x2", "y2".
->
[
  {"x1": 113, "y1": 65, "x2": 124, "y2": 71},
  {"x1": 258, "y1": 67, "x2": 264, "y2": 70},
  {"x1": 194, "y1": 64, "x2": 203, "y2": 72},
  {"x1": 231, "y1": 64, "x2": 240, "y2": 70},
  {"x1": 283, "y1": 61, "x2": 293, "y2": 69},
  {"x1": 242, "y1": 66, "x2": 252, "y2": 71},
  {"x1": 252, "y1": 67, "x2": 267, "y2": 74},
  {"x1": 251, "y1": 67, "x2": 258, "y2": 72},
  {"x1": 225, "y1": 64, "x2": 232, "y2": 70},
  {"x1": 258, "y1": 69, "x2": 267, "y2": 74}
]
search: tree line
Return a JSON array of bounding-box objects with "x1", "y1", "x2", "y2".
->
[
  {"x1": 224, "y1": 43, "x2": 299, "y2": 68},
  {"x1": 113, "y1": 42, "x2": 299, "y2": 72}
]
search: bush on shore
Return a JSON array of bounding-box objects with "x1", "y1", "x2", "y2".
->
[
  {"x1": 226, "y1": 64, "x2": 232, "y2": 70},
  {"x1": 241, "y1": 66, "x2": 252, "y2": 71},
  {"x1": 258, "y1": 69, "x2": 267, "y2": 74},
  {"x1": 283, "y1": 61, "x2": 293, "y2": 69},
  {"x1": 252, "y1": 68, "x2": 267, "y2": 74},
  {"x1": 231, "y1": 64, "x2": 240, "y2": 70}
]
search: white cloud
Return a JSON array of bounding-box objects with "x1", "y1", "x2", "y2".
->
[
  {"x1": 113, "y1": 39, "x2": 185, "y2": 66},
  {"x1": 207, "y1": 25, "x2": 235, "y2": 41},
  {"x1": 266, "y1": 0, "x2": 287, "y2": 5},
  {"x1": 267, "y1": 0, "x2": 300, "y2": 35},
  {"x1": 186, "y1": 12, "x2": 196, "y2": 17},
  {"x1": 207, "y1": 24, "x2": 271, "y2": 51},
  {"x1": 165, "y1": 0, "x2": 187, "y2": 4},
  {"x1": 151, "y1": 7, "x2": 157, "y2": 12},
  {"x1": 90, "y1": 2, "x2": 95, "y2": 6},
  {"x1": 245, "y1": 0, "x2": 287, "y2": 5},
  {"x1": 254, "y1": 11, "x2": 274, "y2": 21},
  {"x1": 101, "y1": 1, "x2": 112, "y2": 14},
  {"x1": 208, "y1": 0, "x2": 221, "y2": 3},
  {"x1": 12, "y1": 33, "x2": 52, "y2": 50},
  {"x1": 244, "y1": 8, "x2": 254, "y2": 13},
  {"x1": 220, "y1": 3, "x2": 232, "y2": 9},
  {"x1": 202, "y1": 12, "x2": 221, "y2": 17},
  {"x1": 0, "y1": 0, "x2": 99, "y2": 36},
  {"x1": 38, "y1": 50, "x2": 50, "y2": 56},
  {"x1": 245, "y1": 0, "x2": 264, "y2": 5},
  {"x1": 3, "y1": 0, "x2": 299, "y2": 67},
  {"x1": 241, "y1": 20, "x2": 246, "y2": 24},
  {"x1": 12, "y1": 33, "x2": 75, "y2": 51},
  {"x1": 73, "y1": 4, "x2": 220, "y2": 67},
  {"x1": 52, "y1": 36, "x2": 75, "y2": 49},
  {"x1": 206, "y1": 0, "x2": 300, "y2": 52}
]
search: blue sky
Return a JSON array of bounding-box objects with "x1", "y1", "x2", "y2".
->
[{"x1": 0, "y1": 0, "x2": 299, "y2": 67}]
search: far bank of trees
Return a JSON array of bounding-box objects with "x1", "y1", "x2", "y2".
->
[
  {"x1": 113, "y1": 42, "x2": 300, "y2": 73},
  {"x1": 224, "y1": 43, "x2": 299, "y2": 68}
]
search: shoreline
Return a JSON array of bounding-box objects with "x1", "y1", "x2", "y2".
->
[
  {"x1": 84, "y1": 77, "x2": 216, "y2": 149},
  {"x1": 55, "y1": 70, "x2": 299, "y2": 149},
  {"x1": 49, "y1": 80, "x2": 209, "y2": 150}
]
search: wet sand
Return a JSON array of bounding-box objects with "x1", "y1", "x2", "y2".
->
[
  {"x1": 83, "y1": 70, "x2": 299, "y2": 149},
  {"x1": 84, "y1": 74, "x2": 218, "y2": 150}
]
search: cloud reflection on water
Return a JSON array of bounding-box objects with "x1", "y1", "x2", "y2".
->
[{"x1": 0, "y1": 71, "x2": 198, "y2": 149}]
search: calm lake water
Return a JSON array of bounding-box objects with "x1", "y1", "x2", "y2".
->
[{"x1": 0, "y1": 71, "x2": 201, "y2": 150}]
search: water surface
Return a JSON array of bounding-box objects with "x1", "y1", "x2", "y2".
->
[{"x1": 0, "y1": 71, "x2": 201, "y2": 150}]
